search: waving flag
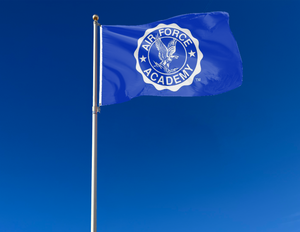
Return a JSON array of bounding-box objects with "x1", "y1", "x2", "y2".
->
[{"x1": 99, "y1": 12, "x2": 243, "y2": 106}]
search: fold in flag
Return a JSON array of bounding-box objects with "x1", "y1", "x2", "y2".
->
[{"x1": 100, "y1": 12, "x2": 242, "y2": 106}]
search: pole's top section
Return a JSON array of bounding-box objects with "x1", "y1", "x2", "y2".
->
[{"x1": 93, "y1": 15, "x2": 99, "y2": 22}]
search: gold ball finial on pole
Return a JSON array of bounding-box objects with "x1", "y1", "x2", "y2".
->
[{"x1": 93, "y1": 14, "x2": 99, "y2": 22}]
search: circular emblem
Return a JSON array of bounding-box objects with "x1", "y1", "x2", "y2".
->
[{"x1": 134, "y1": 23, "x2": 203, "y2": 91}]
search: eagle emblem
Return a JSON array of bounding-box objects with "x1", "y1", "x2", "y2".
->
[
  {"x1": 134, "y1": 23, "x2": 203, "y2": 91},
  {"x1": 154, "y1": 34, "x2": 179, "y2": 73}
]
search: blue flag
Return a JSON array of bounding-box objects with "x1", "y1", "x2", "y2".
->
[{"x1": 100, "y1": 12, "x2": 242, "y2": 106}]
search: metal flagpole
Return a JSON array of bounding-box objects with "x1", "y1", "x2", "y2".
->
[{"x1": 91, "y1": 14, "x2": 100, "y2": 232}]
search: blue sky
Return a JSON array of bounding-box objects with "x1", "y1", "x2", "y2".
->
[{"x1": 1, "y1": 0, "x2": 300, "y2": 232}]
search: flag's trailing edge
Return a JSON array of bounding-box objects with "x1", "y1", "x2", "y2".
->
[{"x1": 100, "y1": 12, "x2": 242, "y2": 106}]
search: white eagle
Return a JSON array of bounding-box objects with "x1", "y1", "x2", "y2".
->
[{"x1": 154, "y1": 34, "x2": 179, "y2": 73}]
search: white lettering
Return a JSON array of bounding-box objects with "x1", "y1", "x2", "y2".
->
[
  {"x1": 183, "y1": 39, "x2": 192, "y2": 47},
  {"x1": 144, "y1": 68, "x2": 152, "y2": 77},
  {"x1": 185, "y1": 64, "x2": 193, "y2": 72},
  {"x1": 150, "y1": 72, "x2": 158, "y2": 81},
  {"x1": 178, "y1": 64, "x2": 194, "y2": 80},
  {"x1": 159, "y1": 29, "x2": 164, "y2": 37},
  {"x1": 157, "y1": 76, "x2": 164, "y2": 85},
  {"x1": 164, "y1": 28, "x2": 172, "y2": 36},
  {"x1": 179, "y1": 33, "x2": 187, "y2": 41},
  {"x1": 158, "y1": 28, "x2": 186, "y2": 40},
  {"x1": 166, "y1": 76, "x2": 173, "y2": 85},
  {"x1": 142, "y1": 44, "x2": 150, "y2": 51},
  {"x1": 147, "y1": 34, "x2": 155, "y2": 43},
  {"x1": 172, "y1": 29, "x2": 179, "y2": 38},
  {"x1": 173, "y1": 74, "x2": 181, "y2": 84},
  {"x1": 179, "y1": 70, "x2": 189, "y2": 80}
]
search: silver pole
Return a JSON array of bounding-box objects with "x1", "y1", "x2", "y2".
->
[{"x1": 91, "y1": 14, "x2": 99, "y2": 232}]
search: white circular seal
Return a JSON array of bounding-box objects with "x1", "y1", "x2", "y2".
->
[{"x1": 134, "y1": 23, "x2": 203, "y2": 91}]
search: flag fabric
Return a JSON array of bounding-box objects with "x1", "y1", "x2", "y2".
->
[{"x1": 100, "y1": 12, "x2": 242, "y2": 106}]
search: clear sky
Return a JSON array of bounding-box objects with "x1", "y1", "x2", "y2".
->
[{"x1": 1, "y1": 0, "x2": 300, "y2": 232}]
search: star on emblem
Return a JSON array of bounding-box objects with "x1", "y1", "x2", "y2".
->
[
  {"x1": 140, "y1": 55, "x2": 147, "y2": 62},
  {"x1": 188, "y1": 50, "x2": 195, "y2": 57}
]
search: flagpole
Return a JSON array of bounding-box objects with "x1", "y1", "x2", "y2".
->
[{"x1": 91, "y1": 14, "x2": 99, "y2": 232}]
